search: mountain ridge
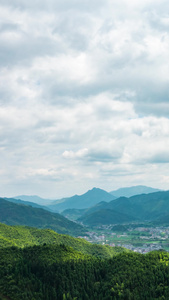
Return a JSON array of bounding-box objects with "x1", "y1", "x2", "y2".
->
[
  {"x1": 0, "y1": 198, "x2": 85, "y2": 236},
  {"x1": 4, "y1": 197, "x2": 51, "y2": 211},
  {"x1": 110, "y1": 185, "x2": 161, "y2": 198},
  {"x1": 48, "y1": 187, "x2": 116, "y2": 212},
  {"x1": 14, "y1": 195, "x2": 54, "y2": 206},
  {"x1": 79, "y1": 190, "x2": 169, "y2": 226}
]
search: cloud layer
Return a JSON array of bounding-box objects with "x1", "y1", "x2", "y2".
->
[{"x1": 0, "y1": 0, "x2": 169, "y2": 197}]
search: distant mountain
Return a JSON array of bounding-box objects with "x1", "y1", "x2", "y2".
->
[
  {"x1": 0, "y1": 198, "x2": 85, "y2": 236},
  {"x1": 110, "y1": 185, "x2": 161, "y2": 198},
  {"x1": 48, "y1": 187, "x2": 116, "y2": 212},
  {"x1": 78, "y1": 209, "x2": 136, "y2": 226},
  {"x1": 14, "y1": 195, "x2": 54, "y2": 206},
  {"x1": 4, "y1": 197, "x2": 51, "y2": 211},
  {"x1": 79, "y1": 190, "x2": 169, "y2": 226}
]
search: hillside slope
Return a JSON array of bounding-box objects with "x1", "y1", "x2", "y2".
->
[
  {"x1": 0, "y1": 198, "x2": 84, "y2": 236},
  {"x1": 0, "y1": 223, "x2": 127, "y2": 258},
  {"x1": 0, "y1": 245, "x2": 169, "y2": 299},
  {"x1": 3, "y1": 197, "x2": 51, "y2": 211},
  {"x1": 79, "y1": 190, "x2": 169, "y2": 225},
  {"x1": 78, "y1": 209, "x2": 136, "y2": 226}
]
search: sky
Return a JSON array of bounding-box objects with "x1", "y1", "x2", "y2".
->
[{"x1": 0, "y1": 0, "x2": 169, "y2": 198}]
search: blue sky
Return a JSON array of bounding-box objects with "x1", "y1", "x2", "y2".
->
[{"x1": 0, "y1": 0, "x2": 169, "y2": 198}]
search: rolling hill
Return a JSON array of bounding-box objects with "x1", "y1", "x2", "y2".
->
[
  {"x1": 0, "y1": 236, "x2": 169, "y2": 299},
  {"x1": 0, "y1": 198, "x2": 85, "y2": 236},
  {"x1": 79, "y1": 190, "x2": 169, "y2": 226},
  {"x1": 0, "y1": 223, "x2": 127, "y2": 258}
]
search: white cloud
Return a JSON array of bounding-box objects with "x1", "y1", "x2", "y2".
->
[{"x1": 0, "y1": 0, "x2": 169, "y2": 197}]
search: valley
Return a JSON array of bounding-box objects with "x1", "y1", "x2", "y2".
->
[
  {"x1": 80, "y1": 223, "x2": 169, "y2": 253},
  {"x1": 1, "y1": 186, "x2": 169, "y2": 299},
  {"x1": 6, "y1": 186, "x2": 169, "y2": 254}
]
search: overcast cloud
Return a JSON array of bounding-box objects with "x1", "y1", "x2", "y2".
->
[{"x1": 0, "y1": 0, "x2": 169, "y2": 198}]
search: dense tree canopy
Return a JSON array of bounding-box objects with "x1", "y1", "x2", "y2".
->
[{"x1": 0, "y1": 223, "x2": 169, "y2": 299}]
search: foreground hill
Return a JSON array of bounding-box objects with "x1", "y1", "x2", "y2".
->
[
  {"x1": 0, "y1": 223, "x2": 126, "y2": 258},
  {"x1": 79, "y1": 190, "x2": 169, "y2": 226},
  {"x1": 48, "y1": 187, "x2": 116, "y2": 212},
  {"x1": 110, "y1": 185, "x2": 161, "y2": 197},
  {"x1": 0, "y1": 243, "x2": 169, "y2": 299},
  {"x1": 0, "y1": 198, "x2": 85, "y2": 236}
]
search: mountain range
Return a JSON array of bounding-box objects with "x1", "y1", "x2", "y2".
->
[
  {"x1": 1, "y1": 186, "x2": 169, "y2": 300},
  {"x1": 2, "y1": 185, "x2": 167, "y2": 231},
  {"x1": 78, "y1": 190, "x2": 169, "y2": 226},
  {"x1": 14, "y1": 185, "x2": 160, "y2": 213},
  {"x1": 47, "y1": 187, "x2": 116, "y2": 212}
]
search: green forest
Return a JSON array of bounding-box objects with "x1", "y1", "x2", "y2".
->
[
  {"x1": 0, "y1": 223, "x2": 126, "y2": 258},
  {"x1": 0, "y1": 198, "x2": 85, "y2": 236},
  {"x1": 0, "y1": 223, "x2": 169, "y2": 299}
]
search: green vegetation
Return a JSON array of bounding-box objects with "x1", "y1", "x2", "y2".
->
[
  {"x1": 0, "y1": 244, "x2": 169, "y2": 299},
  {"x1": 0, "y1": 223, "x2": 128, "y2": 258},
  {"x1": 78, "y1": 209, "x2": 135, "y2": 226},
  {"x1": 78, "y1": 190, "x2": 169, "y2": 226},
  {"x1": 152, "y1": 213, "x2": 169, "y2": 226},
  {"x1": 0, "y1": 224, "x2": 169, "y2": 299},
  {"x1": 3, "y1": 196, "x2": 48, "y2": 210},
  {"x1": 0, "y1": 198, "x2": 85, "y2": 236},
  {"x1": 84, "y1": 224, "x2": 169, "y2": 252}
]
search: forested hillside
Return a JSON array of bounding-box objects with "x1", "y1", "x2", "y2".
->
[
  {"x1": 78, "y1": 209, "x2": 136, "y2": 226},
  {"x1": 0, "y1": 244, "x2": 169, "y2": 299},
  {"x1": 79, "y1": 190, "x2": 169, "y2": 226},
  {"x1": 3, "y1": 197, "x2": 50, "y2": 210},
  {"x1": 0, "y1": 223, "x2": 169, "y2": 299},
  {"x1": 0, "y1": 198, "x2": 84, "y2": 236},
  {"x1": 0, "y1": 223, "x2": 127, "y2": 258}
]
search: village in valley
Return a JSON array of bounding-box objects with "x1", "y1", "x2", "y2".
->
[{"x1": 79, "y1": 225, "x2": 169, "y2": 254}]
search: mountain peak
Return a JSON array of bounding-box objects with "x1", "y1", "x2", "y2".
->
[
  {"x1": 49, "y1": 188, "x2": 115, "y2": 212},
  {"x1": 87, "y1": 187, "x2": 106, "y2": 193}
]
